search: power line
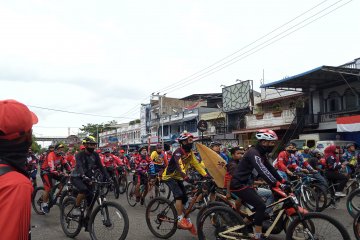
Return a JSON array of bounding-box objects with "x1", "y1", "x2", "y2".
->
[
  {"x1": 156, "y1": 0, "x2": 331, "y2": 94},
  {"x1": 168, "y1": 0, "x2": 353, "y2": 93},
  {"x1": 28, "y1": 105, "x2": 135, "y2": 119},
  {"x1": 165, "y1": 0, "x2": 353, "y2": 94},
  {"x1": 161, "y1": 0, "x2": 350, "y2": 94}
]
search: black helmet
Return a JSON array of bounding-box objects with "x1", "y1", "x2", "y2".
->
[
  {"x1": 48, "y1": 145, "x2": 54, "y2": 150},
  {"x1": 82, "y1": 136, "x2": 97, "y2": 144},
  {"x1": 346, "y1": 143, "x2": 355, "y2": 149},
  {"x1": 210, "y1": 141, "x2": 221, "y2": 147}
]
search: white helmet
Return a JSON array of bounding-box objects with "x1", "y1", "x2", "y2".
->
[{"x1": 255, "y1": 129, "x2": 278, "y2": 141}]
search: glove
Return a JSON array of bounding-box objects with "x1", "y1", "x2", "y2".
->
[{"x1": 280, "y1": 183, "x2": 292, "y2": 193}]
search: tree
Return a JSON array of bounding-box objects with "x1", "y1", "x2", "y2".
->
[
  {"x1": 79, "y1": 121, "x2": 118, "y2": 138},
  {"x1": 31, "y1": 135, "x2": 42, "y2": 153}
]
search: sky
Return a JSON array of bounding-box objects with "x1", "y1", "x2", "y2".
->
[{"x1": 1, "y1": 0, "x2": 359, "y2": 139}]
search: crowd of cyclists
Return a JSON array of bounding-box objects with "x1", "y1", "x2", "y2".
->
[{"x1": 24, "y1": 128, "x2": 360, "y2": 240}]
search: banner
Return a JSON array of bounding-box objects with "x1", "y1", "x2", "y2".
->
[{"x1": 336, "y1": 115, "x2": 360, "y2": 132}]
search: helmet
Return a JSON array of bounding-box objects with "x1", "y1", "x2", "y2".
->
[
  {"x1": 103, "y1": 148, "x2": 111, "y2": 153},
  {"x1": 48, "y1": 145, "x2": 54, "y2": 150},
  {"x1": 346, "y1": 143, "x2": 355, "y2": 149},
  {"x1": 82, "y1": 136, "x2": 97, "y2": 144},
  {"x1": 55, "y1": 143, "x2": 65, "y2": 150},
  {"x1": 255, "y1": 129, "x2": 278, "y2": 141},
  {"x1": 210, "y1": 141, "x2": 221, "y2": 147},
  {"x1": 302, "y1": 146, "x2": 309, "y2": 150},
  {"x1": 177, "y1": 131, "x2": 194, "y2": 142}
]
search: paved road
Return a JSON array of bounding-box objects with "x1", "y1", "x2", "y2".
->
[{"x1": 31, "y1": 190, "x2": 356, "y2": 240}]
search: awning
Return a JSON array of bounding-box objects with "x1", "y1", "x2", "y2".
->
[
  {"x1": 261, "y1": 66, "x2": 360, "y2": 91},
  {"x1": 337, "y1": 115, "x2": 360, "y2": 132}
]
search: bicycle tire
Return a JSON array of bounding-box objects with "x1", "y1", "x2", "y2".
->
[
  {"x1": 285, "y1": 212, "x2": 351, "y2": 240},
  {"x1": 300, "y1": 185, "x2": 319, "y2": 212},
  {"x1": 196, "y1": 201, "x2": 228, "y2": 229},
  {"x1": 118, "y1": 175, "x2": 127, "y2": 194},
  {"x1": 60, "y1": 197, "x2": 82, "y2": 238},
  {"x1": 353, "y1": 211, "x2": 360, "y2": 240},
  {"x1": 32, "y1": 186, "x2": 45, "y2": 215},
  {"x1": 324, "y1": 186, "x2": 336, "y2": 209},
  {"x1": 113, "y1": 177, "x2": 120, "y2": 199},
  {"x1": 89, "y1": 201, "x2": 129, "y2": 240},
  {"x1": 346, "y1": 181, "x2": 359, "y2": 195},
  {"x1": 126, "y1": 181, "x2": 137, "y2": 207},
  {"x1": 197, "y1": 205, "x2": 246, "y2": 240},
  {"x1": 347, "y1": 188, "x2": 360, "y2": 218},
  {"x1": 311, "y1": 184, "x2": 328, "y2": 212},
  {"x1": 145, "y1": 197, "x2": 177, "y2": 239}
]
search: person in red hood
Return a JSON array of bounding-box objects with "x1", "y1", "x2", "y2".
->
[
  {"x1": 324, "y1": 145, "x2": 348, "y2": 197},
  {"x1": 0, "y1": 99, "x2": 38, "y2": 240}
]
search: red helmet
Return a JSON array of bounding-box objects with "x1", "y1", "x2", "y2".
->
[{"x1": 255, "y1": 129, "x2": 278, "y2": 141}]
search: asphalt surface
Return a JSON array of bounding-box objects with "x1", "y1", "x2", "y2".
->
[{"x1": 31, "y1": 182, "x2": 356, "y2": 240}]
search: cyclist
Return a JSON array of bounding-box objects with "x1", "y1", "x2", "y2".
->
[
  {"x1": 26, "y1": 147, "x2": 38, "y2": 187},
  {"x1": 150, "y1": 143, "x2": 168, "y2": 175},
  {"x1": 210, "y1": 141, "x2": 229, "y2": 163},
  {"x1": 273, "y1": 143, "x2": 297, "y2": 180},
  {"x1": 134, "y1": 146, "x2": 150, "y2": 204},
  {"x1": 71, "y1": 136, "x2": 110, "y2": 216},
  {"x1": 324, "y1": 144, "x2": 348, "y2": 197},
  {"x1": 101, "y1": 148, "x2": 121, "y2": 173},
  {"x1": 40, "y1": 143, "x2": 71, "y2": 213},
  {"x1": 342, "y1": 143, "x2": 358, "y2": 175},
  {"x1": 301, "y1": 146, "x2": 311, "y2": 162},
  {"x1": 65, "y1": 150, "x2": 76, "y2": 170},
  {"x1": 162, "y1": 131, "x2": 209, "y2": 234},
  {"x1": 230, "y1": 129, "x2": 288, "y2": 240}
]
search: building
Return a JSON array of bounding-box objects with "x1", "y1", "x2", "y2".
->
[
  {"x1": 261, "y1": 57, "x2": 360, "y2": 147},
  {"x1": 99, "y1": 122, "x2": 141, "y2": 149}
]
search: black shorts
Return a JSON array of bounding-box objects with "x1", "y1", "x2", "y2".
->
[
  {"x1": 164, "y1": 179, "x2": 188, "y2": 204},
  {"x1": 137, "y1": 172, "x2": 148, "y2": 186}
]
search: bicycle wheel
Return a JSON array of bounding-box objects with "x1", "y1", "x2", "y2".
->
[
  {"x1": 346, "y1": 181, "x2": 359, "y2": 195},
  {"x1": 347, "y1": 188, "x2": 360, "y2": 218},
  {"x1": 113, "y1": 177, "x2": 120, "y2": 199},
  {"x1": 118, "y1": 175, "x2": 127, "y2": 194},
  {"x1": 354, "y1": 211, "x2": 360, "y2": 240},
  {"x1": 146, "y1": 197, "x2": 177, "y2": 239},
  {"x1": 126, "y1": 181, "x2": 137, "y2": 207},
  {"x1": 60, "y1": 197, "x2": 82, "y2": 238},
  {"x1": 89, "y1": 201, "x2": 129, "y2": 240},
  {"x1": 311, "y1": 184, "x2": 328, "y2": 212},
  {"x1": 159, "y1": 181, "x2": 171, "y2": 199},
  {"x1": 145, "y1": 183, "x2": 159, "y2": 207},
  {"x1": 198, "y1": 206, "x2": 247, "y2": 240},
  {"x1": 300, "y1": 186, "x2": 319, "y2": 212},
  {"x1": 196, "y1": 201, "x2": 228, "y2": 229},
  {"x1": 32, "y1": 186, "x2": 45, "y2": 215},
  {"x1": 285, "y1": 212, "x2": 351, "y2": 240}
]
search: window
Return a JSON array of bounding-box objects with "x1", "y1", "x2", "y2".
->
[
  {"x1": 328, "y1": 91, "x2": 340, "y2": 112},
  {"x1": 344, "y1": 88, "x2": 357, "y2": 110}
]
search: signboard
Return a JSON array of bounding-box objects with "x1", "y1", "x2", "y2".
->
[
  {"x1": 197, "y1": 120, "x2": 208, "y2": 132},
  {"x1": 222, "y1": 80, "x2": 252, "y2": 112}
]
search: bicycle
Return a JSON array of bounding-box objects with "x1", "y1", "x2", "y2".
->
[
  {"x1": 117, "y1": 165, "x2": 128, "y2": 194},
  {"x1": 353, "y1": 210, "x2": 360, "y2": 239},
  {"x1": 103, "y1": 166, "x2": 120, "y2": 199},
  {"x1": 145, "y1": 178, "x2": 213, "y2": 239},
  {"x1": 126, "y1": 172, "x2": 149, "y2": 207},
  {"x1": 197, "y1": 189, "x2": 351, "y2": 240},
  {"x1": 347, "y1": 188, "x2": 360, "y2": 218},
  {"x1": 291, "y1": 173, "x2": 319, "y2": 212},
  {"x1": 60, "y1": 177, "x2": 129, "y2": 240},
  {"x1": 32, "y1": 174, "x2": 69, "y2": 215}
]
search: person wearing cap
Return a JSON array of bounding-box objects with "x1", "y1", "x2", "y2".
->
[
  {"x1": 342, "y1": 143, "x2": 358, "y2": 176},
  {"x1": 0, "y1": 99, "x2": 38, "y2": 240},
  {"x1": 26, "y1": 147, "x2": 39, "y2": 188},
  {"x1": 40, "y1": 143, "x2": 71, "y2": 213},
  {"x1": 210, "y1": 141, "x2": 229, "y2": 163},
  {"x1": 301, "y1": 146, "x2": 311, "y2": 162},
  {"x1": 150, "y1": 143, "x2": 168, "y2": 173}
]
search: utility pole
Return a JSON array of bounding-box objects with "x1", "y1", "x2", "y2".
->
[{"x1": 151, "y1": 93, "x2": 166, "y2": 149}]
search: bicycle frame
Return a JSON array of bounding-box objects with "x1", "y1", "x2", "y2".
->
[{"x1": 216, "y1": 195, "x2": 305, "y2": 239}]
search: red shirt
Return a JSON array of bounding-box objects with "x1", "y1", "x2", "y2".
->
[
  {"x1": 41, "y1": 152, "x2": 69, "y2": 174},
  {"x1": 65, "y1": 153, "x2": 76, "y2": 169},
  {"x1": 0, "y1": 164, "x2": 33, "y2": 240},
  {"x1": 101, "y1": 154, "x2": 121, "y2": 167}
]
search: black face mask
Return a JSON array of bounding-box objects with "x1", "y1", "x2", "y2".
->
[
  {"x1": 287, "y1": 150, "x2": 296, "y2": 154},
  {"x1": 86, "y1": 147, "x2": 95, "y2": 153},
  {"x1": 182, "y1": 143, "x2": 193, "y2": 152},
  {"x1": 263, "y1": 146, "x2": 274, "y2": 153}
]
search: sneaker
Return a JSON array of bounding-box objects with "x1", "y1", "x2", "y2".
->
[
  {"x1": 71, "y1": 207, "x2": 82, "y2": 216},
  {"x1": 188, "y1": 224, "x2": 197, "y2": 235},
  {"x1": 335, "y1": 192, "x2": 346, "y2": 197},
  {"x1": 177, "y1": 218, "x2": 192, "y2": 230},
  {"x1": 41, "y1": 203, "x2": 49, "y2": 214}
]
